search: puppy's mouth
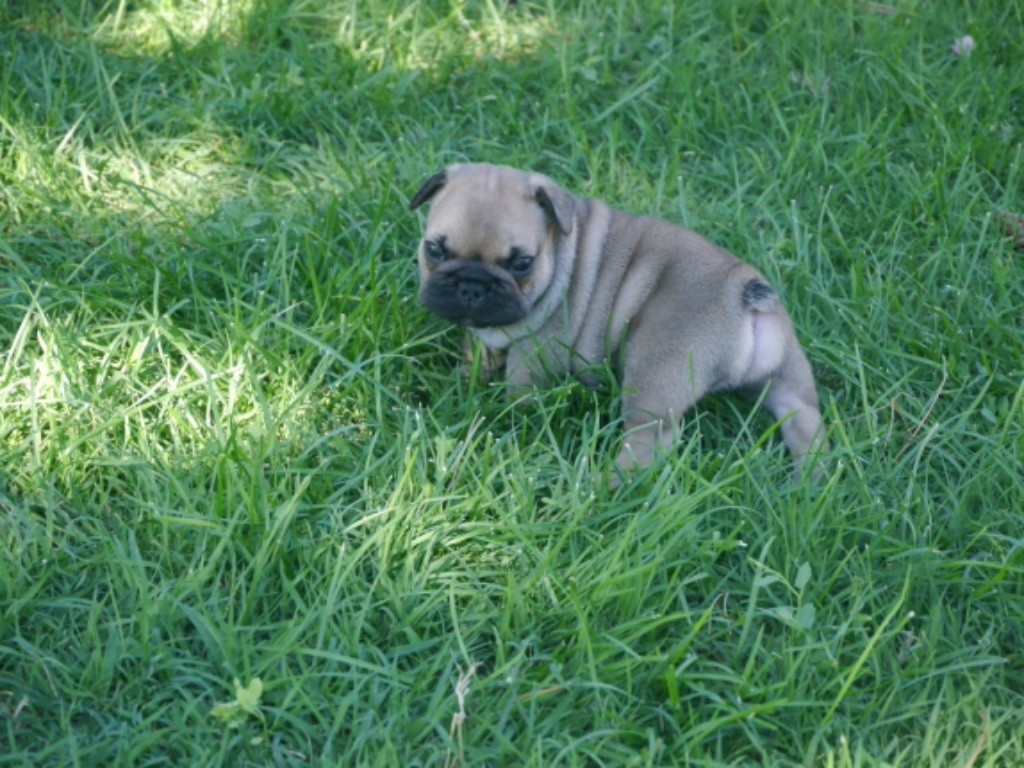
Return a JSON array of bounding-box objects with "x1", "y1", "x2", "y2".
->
[{"x1": 420, "y1": 263, "x2": 530, "y2": 328}]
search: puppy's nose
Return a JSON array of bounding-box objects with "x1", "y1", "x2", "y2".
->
[{"x1": 457, "y1": 280, "x2": 488, "y2": 306}]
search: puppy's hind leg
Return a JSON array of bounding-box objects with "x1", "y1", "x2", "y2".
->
[
  {"x1": 615, "y1": 414, "x2": 679, "y2": 476},
  {"x1": 762, "y1": 345, "x2": 826, "y2": 480},
  {"x1": 614, "y1": 348, "x2": 711, "y2": 479},
  {"x1": 738, "y1": 283, "x2": 825, "y2": 480}
]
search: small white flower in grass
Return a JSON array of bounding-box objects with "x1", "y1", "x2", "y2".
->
[
  {"x1": 452, "y1": 662, "x2": 477, "y2": 721},
  {"x1": 951, "y1": 35, "x2": 976, "y2": 57},
  {"x1": 445, "y1": 662, "x2": 479, "y2": 768}
]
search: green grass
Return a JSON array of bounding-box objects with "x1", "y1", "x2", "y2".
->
[{"x1": 1, "y1": 0, "x2": 1022, "y2": 765}]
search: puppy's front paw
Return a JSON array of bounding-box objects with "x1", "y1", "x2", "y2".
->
[{"x1": 460, "y1": 333, "x2": 507, "y2": 382}]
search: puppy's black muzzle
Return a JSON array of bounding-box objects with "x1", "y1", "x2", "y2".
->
[{"x1": 420, "y1": 262, "x2": 529, "y2": 328}]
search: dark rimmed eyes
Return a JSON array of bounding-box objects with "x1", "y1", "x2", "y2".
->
[
  {"x1": 423, "y1": 239, "x2": 448, "y2": 263},
  {"x1": 423, "y1": 239, "x2": 534, "y2": 277},
  {"x1": 507, "y1": 250, "x2": 535, "y2": 278}
]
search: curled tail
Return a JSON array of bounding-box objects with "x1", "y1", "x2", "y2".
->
[{"x1": 741, "y1": 278, "x2": 779, "y2": 311}]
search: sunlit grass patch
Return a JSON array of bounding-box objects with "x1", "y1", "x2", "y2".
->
[{"x1": 90, "y1": 0, "x2": 253, "y2": 54}]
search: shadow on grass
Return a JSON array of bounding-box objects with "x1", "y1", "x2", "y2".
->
[
  {"x1": 0, "y1": 0, "x2": 577, "y2": 330},
  {"x1": 0, "y1": 0, "x2": 601, "y2": 503}
]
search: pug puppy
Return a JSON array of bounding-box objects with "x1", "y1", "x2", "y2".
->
[{"x1": 410, "y1": 163, "x2": 825, "y2": 479}]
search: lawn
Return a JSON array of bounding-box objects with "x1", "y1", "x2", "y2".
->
[{"x1": 1, "y1": 0, "x2": 1022, "y2": 765}]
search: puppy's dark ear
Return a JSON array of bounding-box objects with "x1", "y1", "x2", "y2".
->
[
  {"x1": 409, "y1": 169, "x2": 448, "y2": 211},
  {"x1": 534, "y1": 184, "x2": 574, "y2": 236}
]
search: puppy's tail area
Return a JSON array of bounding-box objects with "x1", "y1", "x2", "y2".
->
[{"x1": 741, "y1": 278, "x2": 779, "y2": 312}]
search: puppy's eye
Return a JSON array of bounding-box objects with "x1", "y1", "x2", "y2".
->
[
  {"x1": 508, "y1": 254, "x2": 534, "y2": 277},
  {"x1": 424, "y1": 240, "x2": 447, "y2": 263}
]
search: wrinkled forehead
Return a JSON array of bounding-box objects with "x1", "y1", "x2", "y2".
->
[{"x1": 425, "y1": 172, "x2": 546, "y2": 256}]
